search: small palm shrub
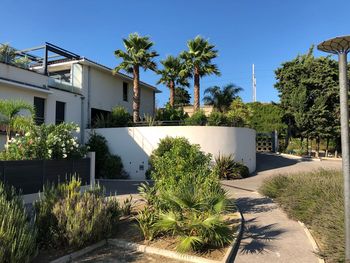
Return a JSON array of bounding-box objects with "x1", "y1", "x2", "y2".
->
[
  {"x1": 207, "y1": 111, "x2": 228, "y2": 126},
  {"x1": 34, "y1": 177, "x2": 121, "y2": 249},
  {"x1": 213, "y1": 154, "x2": 250, "y2": 179},
  {"x1": 137, "y1": 137, "x2": 235, "y2": 253},
  {"x1": 0, "y1": 182, "x2": 37, "y2": 263},
  {"x1": 185, "y1": 110, "x2": 207, "y2": 126}
]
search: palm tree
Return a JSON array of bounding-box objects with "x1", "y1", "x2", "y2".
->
[
  {"x1": 0, "y1": 99, "x2": 34, "y2": 147},
  {"x1": 114, "y1": 33, "x2": 159, "y2": 122},
  {"x1": 180, "y1": 36, "x2": 220, "y2": 111},
  {"x1": 157, "y1": 55, "x2": 189, "y2": 107},
  {"x1": 203, "y1": 83, "x2": 243, "y2": 112}
]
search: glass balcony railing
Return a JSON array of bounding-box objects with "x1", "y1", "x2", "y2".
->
[{"x1": 48, "y1": 78, "x2": 82, "y2": 94}]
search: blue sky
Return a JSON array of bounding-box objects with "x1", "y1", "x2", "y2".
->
[{"x1": 1, "y1": 0, "x2": 349, "y2": 106}]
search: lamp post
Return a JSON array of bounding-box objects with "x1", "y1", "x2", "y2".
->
[{"x1": 318, "y1": 36, "x2": 350, "y2": 262}]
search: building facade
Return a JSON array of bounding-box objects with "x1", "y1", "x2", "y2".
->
[{"x1": 0, "y1": 43, "x2": 160, "y2": 145}]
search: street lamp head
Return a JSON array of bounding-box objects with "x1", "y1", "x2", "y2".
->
[{"x1": 317, "y1": 35, "x2": 350, "y2": 54}]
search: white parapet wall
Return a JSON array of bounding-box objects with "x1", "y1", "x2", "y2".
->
[{"x1": 85, "y1": 126, "x2": 256, "y2": 180}]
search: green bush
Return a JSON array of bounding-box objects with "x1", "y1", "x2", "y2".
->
[
  {"x1": 2, "y1": 123, "x2": 86, "y2": 160},
  {"x1": 86, "y1": 133, "x2": 127, "y2": 179},
  {"x1": 207, "y1": 111, "x2": 228, "y2": 126},
  {"x1": 260, "y1": 170, "x2": 344, "y2": 262},
  {"x1": 110, "y1": 106, "x2": 131, "y2": 127},
  {"x1": 35, "y1": 177, "x2": 121, "y2": 249},
  {"x1": 100, "y1": 155, "x2": 125, "y2": 179},
  {"x1": 137, "y1": 137, "x2": 235, "y2": 253},
  {"x1": 93, "y1": 106, "x2": 131, "y2": 128},
  {"x1": 155, "y1": 104, "x2": 188, "y2": 122},
  {"x1": 184, "y1": 110, "x2": 207, "y2": 126},
  {"x1": 0, "y1": 182, "x2": 37, "y2": 263}
]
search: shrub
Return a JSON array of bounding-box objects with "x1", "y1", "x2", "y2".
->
[
  {"x1": 34, "y1": 177, "x2": 121, "y2": 249},
  {"x1": 110, "y1": 106, "x2": 131, "y2": 127},
  {"x1": 137, "y1": 137, "x2": 235, "y2": 253},
  {"x1": 2, "y1": 123, "x2": 85, "y2": 160},
  {"x1": 86, "y1": 133, "x2": 126, "y2": 179},
  {"x1": 184, "y1": 110, "x2": 207, "y2": 126},
  {"x1": 207, "y1": 111, "x2": 228, "y2": 126},
  {"x1": 0, "y1": 182, "x2": 37, "y2": 262},
  {"x1": 260, "y1": 170, "x2": 344, "y2": 262},
  {"x1": 232, "y1": 162, "x2": 250, "y2": 178},
  {"x1": 100, "y1": 155, "x2": 125, "y2": 179},
  {"x1": 155, "y1": 104, "x2": 188, "y2": 122},
  {"x1": 213, "y1": 153, "x2": 247, "y2": 179}
]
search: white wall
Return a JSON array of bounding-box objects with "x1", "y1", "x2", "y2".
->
[
  {"x1": 88, "y1": 66, "x2": 155, "y2": 116},
  {"x1": 86, "y1": 126, "x2": 256, "y2": 180}
]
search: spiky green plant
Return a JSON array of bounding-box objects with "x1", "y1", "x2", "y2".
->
[{"x1": 0, "y1": 182, "x2": 37, "y2": 263}]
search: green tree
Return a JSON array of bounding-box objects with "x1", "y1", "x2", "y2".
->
[
  {"x1": 181, "y1": 36, "x2": 220, "y2": 110},
  {"x1": 203, "y1": 83, "x2": 243, "y2": 112},
  {"x1": 174, "y1": 87, "x2": 191, "y2": 106},
  {"x1": 226, "y1": 98, "x2": 251, "y2": 127},
  {"x1": 274, "y1": 47, "x2": 341, "y2": 153},
  {"x1": 0, "y1": 99, "x2": 34, "y2": 147},
  {"x1": 114, "y1": 33, "x2": 159, "y2": 122},
  {"x1": 247, "y1": 102, "x2": 286, "y2": 134},
  {"x1": 157, "y1": 55, "x2": 189, "y2": 107}
]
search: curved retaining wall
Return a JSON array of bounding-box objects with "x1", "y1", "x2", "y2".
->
[{"x1": 86, "y1": 126, "x2": 256, "y2": 180}]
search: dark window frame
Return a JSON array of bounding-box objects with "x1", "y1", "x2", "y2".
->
[
  {"x1": 55, "y1": 101, "x2": 66, "y2": 125},
  {"x1": 34, "y1": 97, "x2": 45, "y2": 125},
  {"x1": 123, "y1": 82, "x2": 128, "y2": 102}
]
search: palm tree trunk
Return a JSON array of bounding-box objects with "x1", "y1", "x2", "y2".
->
[
  {"x1": 169, "y1": 81, "x2": 175, "y2": 107},
  {"x1": 133, "y1": 65, "x2": 140, "y2": 122},
  {"x1": 194, "y1": 67, "x2": 200, "y2": 111}
]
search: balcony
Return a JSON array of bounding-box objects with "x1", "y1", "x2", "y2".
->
[{"x1": 48, "y1": 77, "x2": 82, "y2": 94}]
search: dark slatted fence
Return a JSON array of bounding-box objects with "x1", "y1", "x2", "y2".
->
[{"x1": 0, "y1": 158, "x2": 90, "y2": 195}]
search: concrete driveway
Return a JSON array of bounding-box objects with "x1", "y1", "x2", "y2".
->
[{"x1": 223, "y1": 153, "x2": 341, "y2": 263}]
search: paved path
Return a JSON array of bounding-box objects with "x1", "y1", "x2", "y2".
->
[{"x1": 223, "y1": 153, "x2": 341, "y2": 263}]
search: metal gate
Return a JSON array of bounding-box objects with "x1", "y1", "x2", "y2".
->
[{"x1": 256, "y1": 132, "x2": 278, "y2": 152}]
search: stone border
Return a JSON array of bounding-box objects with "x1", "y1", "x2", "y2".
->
[
  {"x1": 298, "y1": 221, "x2": 325, "y2": 263},
  {"x1": 49, "y1": 210, "x2": 244, "y2": 263},
  {"x1": 108, "y1": 209, "x2": 244, "y2": 263},
  {"x1": 49, "y1": 240, "x2": 106, "y2": 263}
]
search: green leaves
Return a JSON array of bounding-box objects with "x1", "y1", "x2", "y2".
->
[{"x1": 114, "y1": 32, "x2": 159, "y2": 73}]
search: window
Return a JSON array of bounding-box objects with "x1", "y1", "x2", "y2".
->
[
  {"x1": 55, "y1": 101, "x2": 65, "y2": 124},
  {"x1": 34, "y1": 97, "x2": 45, "y2": 125},
  {"x1": 123, "y1": 82, "x2": 128, "y2": 101}
]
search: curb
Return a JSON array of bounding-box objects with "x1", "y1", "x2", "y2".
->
[
  {"x1": 298, "y1": 221, "x2": 325, "y2": 263},
  {"x1": 50, "y1": 240, "x2": 106, "y2": 263},
  {"x1": 108, "y1": 210, "x2": 244, "y2": 263},
  {"x1": 279, "y1": 153, "x2": 322, "y2": 162},
  {"x1": 222, "y1": 209, "x2": 244, "y2": 262},
  {"x1": 48, "y1": 211, "x2": 244, "y2": 263},
  {"x1": 108, "y1": 238, "x2": 218, "y2": 263}
]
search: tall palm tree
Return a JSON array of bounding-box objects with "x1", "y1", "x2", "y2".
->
[
  {"x1": 0, "y1": 99, "x2": 34, "y2": 147},
  {"x1": 157, "y1": 55, "x2": 189, "y2": 107},
  {"x1": 114, "y1": 33, "x2": 159, "y2": 122},
  {"x1": 203, "y1": 83, "x2": 243, "y2": 112},
  {"x1": 180, "y1": 36, "x2": 220, "y2": 111}
]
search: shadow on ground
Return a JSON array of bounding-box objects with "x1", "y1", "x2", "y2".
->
[
  {"x1": 253, "y1": 153, "x2": 299, "y2": 174},
  {"x1": 239, "y1": 218, "x2": 285, "y2": 255},
  {"x1": 236, "y1": 196, "x2": 277, "y2": 214}
]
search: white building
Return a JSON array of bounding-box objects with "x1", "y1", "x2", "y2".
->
[{"x1": 0, "y1": 42, "x2": 160, "y2": 144}]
